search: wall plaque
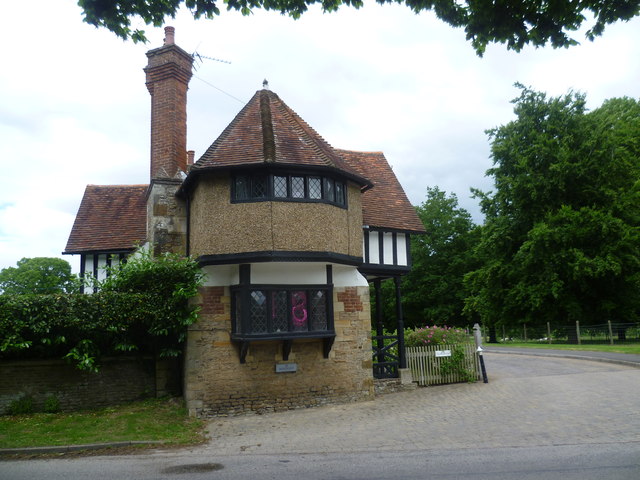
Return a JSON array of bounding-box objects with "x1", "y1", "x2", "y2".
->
[{"x1": 275, "y1": 363, "x2": 298, "y2": 373}]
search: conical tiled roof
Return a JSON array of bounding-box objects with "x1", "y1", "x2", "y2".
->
[{"x1": 190, "y1": 89, "x2": 367, "y2": 183}]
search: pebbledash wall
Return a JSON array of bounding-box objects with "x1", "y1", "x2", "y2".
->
[
  {"x1": 0, "y1": 357, "x2": 180, "y2": 414},
  {"x1": 183, "y1": 265, "x2": 374, "y2": 416},
  {"x1": 188, "y1": 174, "x2": 363, "y2": 258}
]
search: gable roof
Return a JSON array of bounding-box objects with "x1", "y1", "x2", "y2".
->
[
  {"x1": 186, "y1": 89, "x2": 370, "y2": 187},
  {"x1": 64, "y1": 185, "x2": 148, "y2": 254},
  {"x1": 337, "y1": 150, "x2": 426, "y2": 233}
]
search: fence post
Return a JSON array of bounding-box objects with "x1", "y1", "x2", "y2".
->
[
  {"x1": 524, "y1": 323, "x2": 528, "y2": 342},
  {"x1": 547, "y1": 322, "x2": 552, "y2": 344},
  {"x1": 473, "y1": 323, "x2": 488, "y2": 383},
  {"x1": 576, "y1": 321, "x2": 581, "y2": 345},
  {"x1": 608, "y1": 320, "x2": 614, "y2": 345}
]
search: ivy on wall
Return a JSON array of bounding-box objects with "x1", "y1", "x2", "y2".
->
[{"x1": 0, "y1": 252, "x2": 204, "y2": 372}]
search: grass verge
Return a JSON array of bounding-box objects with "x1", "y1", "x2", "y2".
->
[
  {"x1": 487, "y1": 342, "x2": 640, "y2": 355},
  {"x1": 0, "y1": 397, "x2": 205, "y2": 449}
]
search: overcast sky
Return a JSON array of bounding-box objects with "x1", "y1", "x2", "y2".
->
[{"x1": 1, "y1": 1, "x2": 639, "y2": 273}]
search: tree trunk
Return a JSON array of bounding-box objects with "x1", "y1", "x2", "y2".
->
[
  {"x1": 488, "y1": 325, "x2": 498, "y2": 343},
  {"x1": 567, "y1": 329, "x2": 579, "y2": 344}
]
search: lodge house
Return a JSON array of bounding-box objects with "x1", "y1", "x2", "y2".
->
[{"x1": 64, "y1": 28, "x2": 425, "y2": 416}]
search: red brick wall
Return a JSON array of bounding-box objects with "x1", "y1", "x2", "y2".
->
[
  {"x1": 337, "y1": 287, "x2": 364, "y2": 312},
  {"x1": 199, "y1": 286, "x2": 226, "y2": 315},
  {"x1": 145, "y1": 44, "x2": 193, "y2": 180}
]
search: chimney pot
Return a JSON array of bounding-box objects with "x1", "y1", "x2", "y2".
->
[
  {"x1": 164, "y1": 26, "x2": 175, "y2": 45},
  {"x1": 187, "y1": 150, "x2": 195, "y2": 166}
]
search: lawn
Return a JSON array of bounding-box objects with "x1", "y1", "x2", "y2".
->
[
  {"x1": 488, "y1": 342, "x2": 640, "y2": 355},
  {"x1": 0, "y1": 397, "x2": 205, "y2": 449}
]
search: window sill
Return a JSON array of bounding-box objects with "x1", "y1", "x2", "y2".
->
[{"x1": 231, "y1": 332, "x2": 336, "y2": 363}]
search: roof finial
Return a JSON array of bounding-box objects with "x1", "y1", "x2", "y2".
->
[{"x1": 262, "y1": 79, "x2": 269, "y2": 90}]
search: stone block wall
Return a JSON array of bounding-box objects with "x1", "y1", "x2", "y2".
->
[
  {"x1": 147, "y1": 179, "x2": 187, "y2": 257},
  {"x1": 0, "y1": 357, "x2": 179, "y2": 414},
  {"x1": 184, "y1": 285, "x2": 374, "y2": 417}
]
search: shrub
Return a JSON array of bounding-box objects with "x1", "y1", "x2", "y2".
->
[
  {"x1": 405, "y1": 325, "x2": 472, "y2": 347},
  {"x1": 439, "y1": 346, "x2": 477, "y2": 382},
  {"x1": 7, "y1": 395, "x2": 34, "y2": 415},
  {"x1": 0, "y1": 252, "x2": 204, "y2": 371},
  {"x1": 43, "y1": 395, "x2": 61, "y2": 414}
]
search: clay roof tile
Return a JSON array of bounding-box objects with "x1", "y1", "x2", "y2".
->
[
  {"x1": 337, "y1": 150, "x2": 425, "y2": 233},
  {"x1": 64, "y1": 185, "x2": 148, "y2": 254},
  {"x1": 192, "y1": 90, "x2": 364, "y2": 180}
]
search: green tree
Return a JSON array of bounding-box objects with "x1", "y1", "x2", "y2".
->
[
  {"x1": 465, "y1": 88, "x2": 640, "y2": 339},
  {"x1": 0, "y1": 257, "x2": 78, "y2": 295},
  {"x1": 78, "y1": 0, "x2": 640, "y2": 55},
  {"x1": 402, "y1": 187, "x2": 480, "y2": 328}
]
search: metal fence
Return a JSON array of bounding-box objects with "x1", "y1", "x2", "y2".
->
[
  {"x1": 494, "y1": 321, "x2": 640, "y2": 345},
  {"x1": 406, "y1": 344, "x2": 480, "y2": 386}
]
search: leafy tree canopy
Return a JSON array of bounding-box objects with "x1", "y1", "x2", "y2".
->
[
  {"x1": 78, "y1": 0, "x2": 640, "y2": 55},
  {"x1": 0, "y1": 257, "x2": 78, "y2": 295},
  {"x1": 374, "y1": 187, "x2": 479, "y2": 330},
  {"x1": 465, "y1": 87, "x2": 640, "y2": 331},
  {"x1": 402, "y1": 187, "x2": 480, "y2": 327}
]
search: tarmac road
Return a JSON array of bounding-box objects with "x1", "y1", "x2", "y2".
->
[{"x1": 2, "y1": 352, "x2": 639, "y2": 479}]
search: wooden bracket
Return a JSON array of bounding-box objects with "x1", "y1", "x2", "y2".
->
[
  {"x1": 323, "y1": 336, "x2": 335, "y2": 359},
  {"x1": 282, "y1": 340, "x2": 293, "y2": 361},
  {"x1": 239, "y1": 341, "x2": 250, "y2": 364}
]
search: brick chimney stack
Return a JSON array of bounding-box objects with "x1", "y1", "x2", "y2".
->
[{"x1": 144, "y1": 26, "x2": 193, "y2": 180}]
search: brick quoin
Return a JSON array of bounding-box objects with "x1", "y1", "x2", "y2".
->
[
  {"x1": 337, "y1": 287, "x2": 364, "y2": 312},
  {"x1": 199, "y1": 286, "x2": 225, "y2": 315}
]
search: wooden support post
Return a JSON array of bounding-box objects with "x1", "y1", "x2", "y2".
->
[
  {"x1": 576, "y1": 320, "x2": 581, "y2": 345},
  {"x1": 394, "y1": 276, "x2": 406, "y2": 370},
  {"x1": 547, "y1": 322, "x2": 552, "y2": 344},
  {"x1": 374, "y1": 278, "x2": 385, "y2": 364}
]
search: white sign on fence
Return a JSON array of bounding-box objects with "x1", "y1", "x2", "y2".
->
[{"x1": 435, "y1": 350, "x2": 452, "y2": 357}]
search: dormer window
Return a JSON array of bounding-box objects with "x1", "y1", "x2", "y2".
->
[{"x1": 232, "y1": 172, "x2": 347, "y2": 207}]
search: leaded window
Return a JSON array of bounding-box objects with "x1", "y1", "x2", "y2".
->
[
  {"x1": 310, "y1": 290, "x2": 328, "y2": 330},
  {"x1": 291, "y1": 176, "x2": 305, "y2": 198},
  {"x1": 271, "y1": 291, "x2": 289, "y2": 332},
  {"x1": 324, "y1": 178, "x2": 335, "y2": 202},
  {"x1": 234, "y1": 175, "x2": 250, "y2": 200},
  {"x1": 274, "y1": 175, "x2": 288, "y2": 198},
  {"x1": 308, "y1": 177, "x2": 322, "y2": 199},
  {"x1": 249, "y1": 290, "x2": 268, "y2": 333},
  {"x1": 335, "y1": 182, "x2": 344, "y2": 206},
  {"x1": 231, "y1": 172, "x2": 347, "y2": 207},
  {"x1": 232, "y1": 285, "x2": 333, "y2": 338},
  {"x1": 252, "y1": 175, "x2": 268, "y2": 198}
]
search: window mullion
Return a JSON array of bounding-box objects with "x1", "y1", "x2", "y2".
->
[{"x1": 286, "y1": 289, "x2": 292, "y2": 332}]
